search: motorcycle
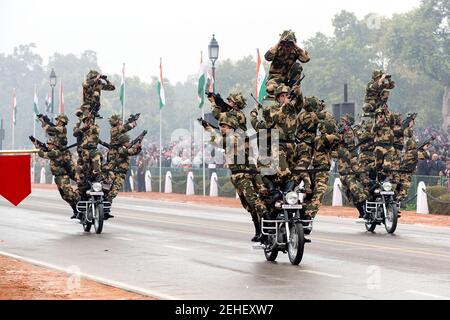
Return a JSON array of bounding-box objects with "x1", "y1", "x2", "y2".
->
[
  {"x1": 76, "y1": 180, "x2": 111, "y2": 234},
  {"x1": 364, "y1": 180, "x2": 399, "y2": 234},
  {"x1": 255, "y1": 188, "x2": 313, "y2": 265}
]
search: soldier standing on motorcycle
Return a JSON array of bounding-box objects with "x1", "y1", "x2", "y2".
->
[
  {"x1": 32, "y1": 137, "x2": 80, "y2": 219},
  {"x1": 204, "y1": 114, "x2": 270, "y2": 242}
]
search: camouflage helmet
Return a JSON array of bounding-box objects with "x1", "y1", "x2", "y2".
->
[
  {"x1": 341, "y1": 114, "x2": 355, "y2": 125},
  {"x1": 304, "y1": 96, "x2": 320, "y2": 111},
  {"x1": 318, "y1": 119, "x2": 337, "y2": 134},
  {"x1": 55, "y1": 114, "x2": 69, "y2": 125},
  {"x1": 75, "y1": 109, "x2": 84, "y2": 117},
  {"x1": 86, "y1": 70, "x2": 100, "y2": 80},
  {"x1": 275, "y1": 84, "x2": 290, "y2": 98},
  {"x1": 227, "y1": 92, "x2": 247, "y2": 109},
  {"x1": 109, "y1": 114, "x2": 121, "y2": 126},
  {"x1": 117, "y1": 134, "x2": 130, "y2": 145},
  {"x1": 218, "y1": 114, "x2": 238, "y2": 130},
  {"x1": 279, "y1": 30, "x2": 297, "y2": 43},
  {"x1": 372, "y1": 70, "x2": 383, "y2": 79}
]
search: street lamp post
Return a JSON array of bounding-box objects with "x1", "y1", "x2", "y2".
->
[
  {"x1": 49, "y1": 68, "x2": 57, "y2": 121},
  {"x1": 208, "y1": 34, "x2": 219, "y2": 93}
]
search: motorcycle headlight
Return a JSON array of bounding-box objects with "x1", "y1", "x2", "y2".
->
[
  {"x1": 286, "y1": 192, "x2": 299, "y2": 205},
  {"x1": 92, "y1": 182, "x2": 102, "y2": 192},
  {"x1": 382, "y1": 182, "x2": 392, "y2": 192}
]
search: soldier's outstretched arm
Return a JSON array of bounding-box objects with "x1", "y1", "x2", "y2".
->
[
  {"x1": 295, "y1": 45, "x2": 310, "y2": 63},
  {"x1": 264, "y1": 44, "x2": 279, "y2": 61},
  {"x1": 102, "y1": 80, "x2": 115, "y2": 91}
]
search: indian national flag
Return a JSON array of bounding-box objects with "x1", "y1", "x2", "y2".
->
[
  {"x1": 12, "y1": 89, "x2": 17, "y2": 126},
  {"x1": 197, "y1": 52, "x2": 206, "y2": 109},
  {"x1": 120, "y1": 63, "x2": 125, "y2": 108},
  {"x1": 157, "y1": 58, "x2": 166, "y2": 109},
  {"x1": 33, "y1": 85, "x2": 39, "y2": 116},
  {"x1": 256, "y1": 48, "x2": 267, "y2": 103},
  {"x1": 59, "y1": 79, "x2": 64, "y2": 114}
]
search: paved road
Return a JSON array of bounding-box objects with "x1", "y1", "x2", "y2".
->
[{"x1": 1, "y1": 189, "x2": 450, "y2": 300}]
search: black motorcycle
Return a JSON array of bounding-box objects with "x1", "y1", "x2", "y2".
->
[
  {"x1": 76, "y1": 181, "x2": 111, "y2": 234},
  {"x1": 364, "y1": 180, "x2": 399, "y2": 234},
  {"x1": 256, "y1": 188, "x2": 312, "y2": 265}
]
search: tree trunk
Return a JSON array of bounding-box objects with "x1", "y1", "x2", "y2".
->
[{"x1": 443, "y1": 85, "x2": 450, "y2": 130}]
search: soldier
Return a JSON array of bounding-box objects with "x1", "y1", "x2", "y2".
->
[
  {"x1": 78, "y1": 70, "x2": 115, "y2": 116},
  {"x1": 356, "y1": 119, "x2": 376, "y2": 187},
  {"x1": 341, "y1": 114, "x2": 358, "y2": 161},
  {"x1": 204, "y1": 114, "x2": 269, "y2": 242},
  {"x1": 32, "y1": 137, "x2": 80, "y2": 219},
  {"x1": 391, "y1": 112, "x2": 404, "y2": 184},
  {"x1": 293, "y1": 96, "x2": 320, "y2": 194},
  {"x1": 397, "y1": 121, "x2": 431, "y2": 201},
  {"x1": 305, "y1": 119, "x2": 340, "y2": 219},
  {"x1": 253, "y1": 84, "x2": 302, "y2": 186},
  {"x1": 209, "y1": 92, "x2": 247, "y2": 131},
  {"x1": 336, "y1": 136, "x2": 369, "y2": 221},
  {"x1": 363, "y1": 71, "x2": 394, "y2": 115},
  {"x1": 265, "y1": 30, "x2": 310, "y2": 97},
  {"x1": 38, "y1": 113, "x2": 69, "y2": 148},
  {"x1": 372, "y1": 108, "x2": 395, "y2": 181},
  {"x1": 104, "y1": 134, "x2": 142, "y2": 216}
]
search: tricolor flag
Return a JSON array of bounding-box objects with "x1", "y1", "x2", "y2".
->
[
  {"x1": 12, "y1": 89, "x2": 17, "y2": 125},
  {"x1": 120, "y1": 63, "x2": 125, "y2": 109},
  {"x1": 33, "y1": 85, "x2": 39, "y2": 116},
  {"x1": 157, "y1": 58, "x2": 166, "y2": 109},
  {"x1": 197, "y1": 52, "x2": 206, "y2": 109},
  {"x1": 207, "y1": 68, "x2": 214, "y2": 93},
  {"x1": 59, "y1": 79, "x2": 64, "y2": 114},
  {"x1": 256, "y1": 48, "x2": 267, "y2": 103}
]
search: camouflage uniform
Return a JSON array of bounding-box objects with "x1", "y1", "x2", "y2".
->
[
  {"x1": 36, "y1": 140, "x2": 80, "y2": 213},
  {"x1": 397, "y1": 128, "x2": 430, "y2": 201},
  {"x1": 264, "y1": 30, "x2": 310, "y2": 96},
  {"x1": 104, "y1": 134, "x2": 142, "y2": 203},
  {"x1": 372, "y1": 110, "x2": 395, "y2": 180},
  {"x1": 255, "y1": 85, "x2": 302, "y2": 183},
  {"x1": 78, "y1": 70, "x2": 115, "y2": 115},
  {"x1": 305, "y1": 120, "x2": 339, "y2": 218},
  {"x1": 363, "y1": 71, "x2": 396, "y2": 115},
  {"x1": 210, "y1": 92, "x2": 247, "y2": 131},
  {"x1": 341, "y1": 114, "x2": 358, "y2": 161},
  {"x1": 336, "y1": 141, "x2": 368, "y2": 216},
  {"x1": 293, "y1": 96, "x2": 320, "y2": 192},
  {"x1": 391, "y1": 113, "x2": 404, "y2": 184},
  {"x1": 79, "y1": 115, "x2": 102, "y2": 183},
  {"x1": 209, "y1": 115, "x2": 268, "y2": 221}
]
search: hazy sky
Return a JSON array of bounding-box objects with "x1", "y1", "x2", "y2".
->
[{"x1": 1, "y1": 0, "x2": 421, "y2": 83}]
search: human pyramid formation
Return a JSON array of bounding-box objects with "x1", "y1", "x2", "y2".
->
[
  {"x1": 30, "y1": 70, "x2": 146, "y2": 220},
  {"x1": 201, "y1": 30, "x2": 433, "y2": 242}
]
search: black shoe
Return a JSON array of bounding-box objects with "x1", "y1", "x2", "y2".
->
[
  {"x1": 70, "y1": 213, "x2": 78, "y2": 219},
  {"x1": 256, "y1": 233, "x2": 268, "y2": 243},
  {"x1": 251, "y1": 234, "x2": 261, "y2": 242},
  {"x1": 104, "y1": 213, "x2": 114, "y2": 220},
  {"x1": 304, "y1": 238, "x2": 312, "y2": 243}
]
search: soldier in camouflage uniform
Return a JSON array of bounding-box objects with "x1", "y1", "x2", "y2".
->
[
  {"x1": 356, "y1": 119, "x2": 376, "y2": 187},
  {"x1": 77, "y1": 70, "x2": 115, "y2": 116},
  {"x1": 372, "y1": 109, "x2": 395, "y2": 181},
  {"x1": 253, "y1": 84, "x2": 302, "y2": 185},
  {"x1": 341, "y1": 114, "x2": 358, "y2": 161},
  {"x1": 305, "y1": 119, "x2": 340, "y2": 219},
  {"x1": 336, "y1": 136, "x2": 369, "y2": 220},
  {"x1": 265, "y1": 30, "x2": 310, "y2": 97},
  {"x1": 205, "y1": 114, "x2": 269, "y2": 242},
  {"x1": 293, "y1": 96, "x2": 320, "y2": 194},
  {"x1": 397, "y1": 123, "x2": 430, "y2": 201},
  {"x1": 209, "y1": 92, "x2": 247, "y2": 131},
  {"x1": 391, "y1": 113, "x2": 404, "y2": 184},
  {"x1": 32, "y1": 137, "x2": 80, "y2": 218},
  {"x1": 104, "y1": 134, "x2": 142, "y2": 212}
]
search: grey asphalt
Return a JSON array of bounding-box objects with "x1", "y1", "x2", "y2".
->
[{"x1": 1, "y1": 189, "x2": 450, "y2": 300}]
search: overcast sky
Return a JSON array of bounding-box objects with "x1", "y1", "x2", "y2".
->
[{"x1": 0, "y1": 0, "x2": 421, "y2": 83}]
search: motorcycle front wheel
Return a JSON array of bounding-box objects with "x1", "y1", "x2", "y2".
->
[
  {"x1": 384, "y1": 203, "x2": 398, "y2": 234},
  {"x1": 287, "y1": 223, "x2": 305, "y2": 265},
  {"x1": 94, "y1": 203, "x2": 104, "y2": 234}
]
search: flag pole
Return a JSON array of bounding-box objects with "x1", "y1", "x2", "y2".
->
[
  {"x1": 159, "y1": 108, "x2": 162, "y2": 193},
  {"x1": 11, "y1": 89, "x2": 15, "y2": 150},
  {"x1": 202, "y1": 106, "x2": 205, "y2": 196},
  {"x1": 121, "y1": 63, "x2": 126, "y2": 122}
]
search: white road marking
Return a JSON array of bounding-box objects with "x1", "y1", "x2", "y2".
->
[
  {"x1": 114, "y1": 237, "x2": 133, "y2": 241},
  {"x1": 0, "y1": 250, "x2": 175, "y2": 300},
  {"x1": 405, "y1": 290, "x2": 450, "y2": 300},
  {"x1": 163, "y1": 245, "x2": 190, "y2": 251},
  {"x1": 298, "y1": 269, "x2": 343, "y2": 279}
]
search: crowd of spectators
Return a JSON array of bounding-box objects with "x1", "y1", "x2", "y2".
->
[{"x1": 415, "y1": 125, "x2": 450, "y2": 178}]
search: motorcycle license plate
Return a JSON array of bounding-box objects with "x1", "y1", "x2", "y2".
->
[
  {"x1": 380, "y1": 191, "x2": 394, "y2": 195},
  {"x1": 282, "y1": 204, "x2": 303, "y2": 209},
  {"x1": 89, "y1": 192, "x2": 104, "y2": 196}
]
